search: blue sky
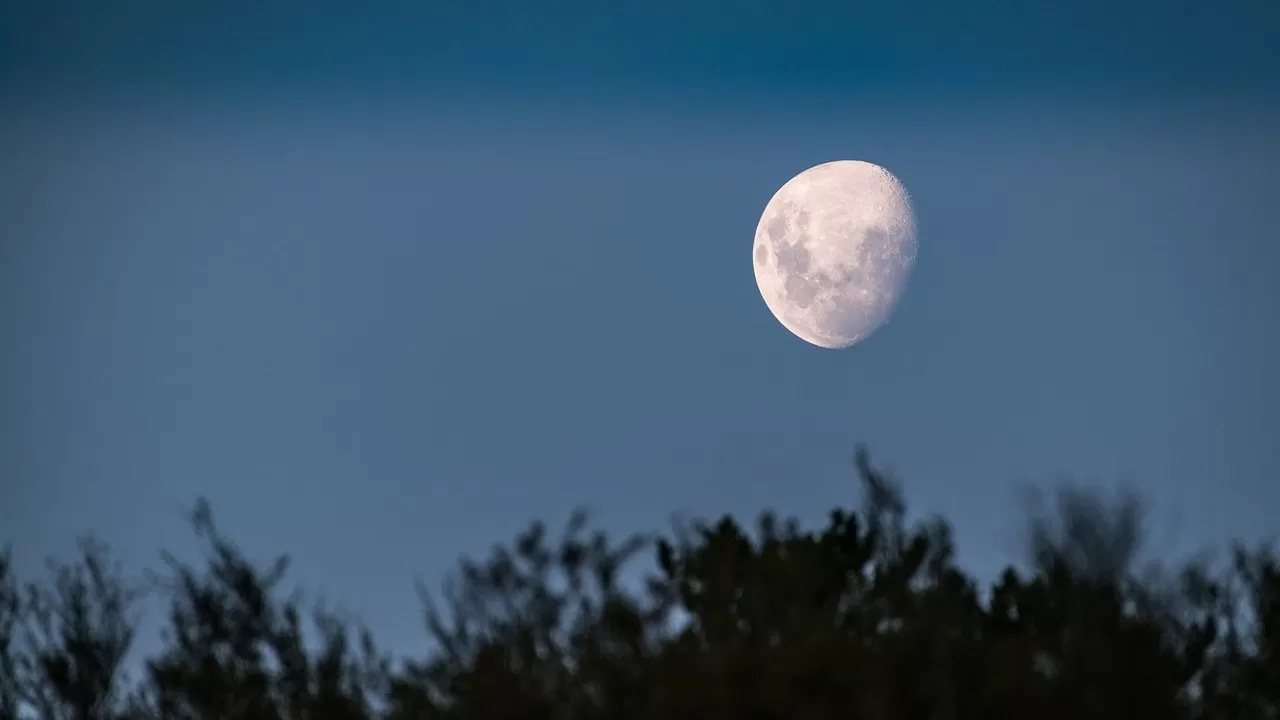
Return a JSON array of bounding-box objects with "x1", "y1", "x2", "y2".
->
[{"x1": 3, "y1": 0, "x2": 1278, "y2": 656}]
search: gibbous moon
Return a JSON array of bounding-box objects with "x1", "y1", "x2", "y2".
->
[{"x1": 753, "y1": 160, "x2": 917, "y2": 349}]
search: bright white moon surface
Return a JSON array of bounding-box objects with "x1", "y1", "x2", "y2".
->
[{"x1": 753, "y1": 160, "x2": 917, "y2": 349}]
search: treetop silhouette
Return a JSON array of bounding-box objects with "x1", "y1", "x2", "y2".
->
[{"x1": 2, "y1": 449, "x2": 1276, "y2": 719}]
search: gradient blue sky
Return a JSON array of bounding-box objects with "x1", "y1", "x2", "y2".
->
[{"x1": 3, "y1": 0, "x2": 1278, "y2": 655}]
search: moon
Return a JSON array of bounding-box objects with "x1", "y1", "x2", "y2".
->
[{"x1": 752, "y1": 160, "x2": 917, "y2": 349}]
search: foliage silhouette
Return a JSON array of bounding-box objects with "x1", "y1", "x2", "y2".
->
[{"x1": 2, "y1": 449, "x2": 1276, "y2": 719}]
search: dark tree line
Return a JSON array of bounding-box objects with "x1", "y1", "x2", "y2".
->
[{"x1": 2, "y1": 450, "x2": 1277, "y2": 719}]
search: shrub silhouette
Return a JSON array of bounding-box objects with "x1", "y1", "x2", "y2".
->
[{"x1": 1, "y1": 449, "x2": 1276, "y2": 719}]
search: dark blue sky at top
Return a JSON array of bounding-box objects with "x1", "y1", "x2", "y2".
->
[
  {"x1": 2, "y1": 0, "x2": 1278, "y2": 656},
  {"x1": 4, "y1": 0, "x2": 1278, "y2": 98}
]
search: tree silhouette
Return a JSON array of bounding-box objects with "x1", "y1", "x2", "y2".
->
[
  {"x1": 0, "y1": 540, "x2": 140, "y2": 720},
  {"x1": 1, "y1": 551, "x2": 22, "y2": 720},
  {"x1": 2, "y1": 449, "x2": 1276, "y2": 719},
  {"x1": 139, "y1": 501, "x2": 385, "y2": 720}
]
